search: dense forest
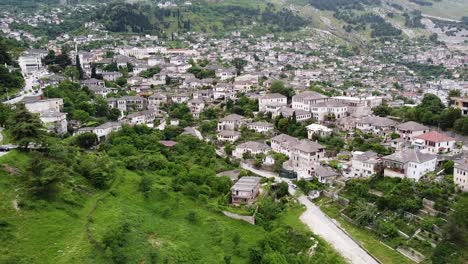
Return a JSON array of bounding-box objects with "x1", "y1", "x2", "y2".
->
[
  {"x1": 337, "y1": 11, "x2": 402, "y2": 37},
  {"x1": 308, "y1": 0, "x2": 381, "y2": 11},
  {"x1": 94, "y1": 2, "x2": 308, "y2": 35}
]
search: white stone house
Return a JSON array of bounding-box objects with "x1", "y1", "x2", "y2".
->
[
  {"x1": 275, "y1": 107, "x2": 312, "y2": 122},
  {"x1": 125, "y1": 110, "x2": 158, "y2": 125},
  {"x1": 454, "y1": 159, "x2": 468, "y2": 192},
  {"x1": 188, "y1": 98, "x2": 205, "y2": 118},
  {"x1": 39, "y1": 111, "x2": 68, "y2": 134},
  {"x1": 382, "y1": 149, "x2": 437, "y2": 181},
  {"x1": 306, "y1": 124, "x2": 333, "y2": 139},
  {"x1": 22, "y1": 98, "x2": 67, "y2": 134},
  {"x1": 108, "y1": 96, "x2": 147, "y2": 112},
  {"x1": 101, "y1": 72, "x2": 123, "y2": 81},
  {"x1": 355, "y1": 116, "x2": 398, "y2": 136},
  {"x1": 231, "y1": 176, "x2": 261, "y2": 205},
  {"x1": 148, "y1": 93, "x2": 167, "y2": 109},
  {"x1": 412, "y1": 131, "x2": 456, "y2": 154},
  {"x1": 332, "y1": 96, "x2": 382, "y2": 117},
  {"x1": 309, "y1": 101, "x2": 348, "y2": 122},
  {"x1": 170, "y1": 94, "x2": 190, "y2": 104},
  {"x1": 76, "y1": 122, "x2": 122, "y2": 141},
  {"x1": 350, "y1": 151, "x2": 381, "y2": 178},
  {"x1": 217, "y1": 130, "x2": 241, "y2": 143},
  {"x1": 217, "y1": 114, "x2": 245, "y2": 131},
  {"x1": 258, "y1": 93, "x2": 287, "y2": 112},
  {"x1": 396, "y1": 121, "x2": 430, "y2": 141},
  {"x1": 292, "y1": 91, "x2": 329, "y2": 112},
  {"x1": 247, "y1": 122, "x2": 274, "y2": 133},
  {"x1": 233, "y1": 141, "x2": 271, "y2": 159}
]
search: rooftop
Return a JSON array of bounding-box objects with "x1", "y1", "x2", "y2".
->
[{"x1": 414, "y1": 131, "x2": 455, "y2": 143}]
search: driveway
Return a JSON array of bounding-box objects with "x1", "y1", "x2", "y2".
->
[
  {"x1": 241, "y1": 163, "x2": 379, "y2": 264},
  {"x1": 298, "y1": 196, "x2": 379, "y2": 264}
]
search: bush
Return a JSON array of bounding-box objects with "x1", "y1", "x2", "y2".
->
[{"x1": 186, "y1": 211, "x2": 199, "y2": 224}]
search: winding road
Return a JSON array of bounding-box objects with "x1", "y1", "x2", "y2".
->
[{"x1": 241, "y1": 163, "x2": 379, "y2": 264}]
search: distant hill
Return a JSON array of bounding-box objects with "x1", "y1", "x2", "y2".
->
[{"x1": 94, "y1": 1, "x2": 309, "y2": 36}]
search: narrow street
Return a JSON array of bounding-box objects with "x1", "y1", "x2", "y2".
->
[
  {"x1": 241, "y1": 163, "x2": 379, "y2": 264},
  {"x1": 4, "y1": 73, "x2": 43, "y2": 104}
]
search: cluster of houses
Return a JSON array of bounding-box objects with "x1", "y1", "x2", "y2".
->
[
  {"x1": 218, "y1": 89, "x2": 468, "y2": 192},
  {"x1": 4, "y1": 4, "x2": 468, "y2": 202}
]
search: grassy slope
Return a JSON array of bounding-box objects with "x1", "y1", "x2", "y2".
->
[
  {"x1": 394, "y1": 0, "x2": 468, "y2": 20},
  {"x1": 0, "y1": 151, "x2": 345, "y2": 263}
]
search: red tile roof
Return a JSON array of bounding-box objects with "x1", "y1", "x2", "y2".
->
[{"x1": 414, "y1": 131, "x2": 455, "y2": 143}]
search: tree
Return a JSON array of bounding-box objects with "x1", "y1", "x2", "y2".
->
[
  {"x1": 439, "y1": 108, "x2": 461, "y2": 130},
  {"x1": 116, "y1": 77, "x2": 127, "y2": 87},
  {"x1": 231, "y1": 58, "x2": 247, "y2": 75},
  {"x1": 0, "y1": 104, "x2": 13, "y2": 127},
  {"x1": 269, "y1": 80, "x2": 295, "y2": 99},
  {"x1": 448, "y1": 89, "x2": 461, "y2": 98},
  {"x1": 72, "y1": 109, "x2": 90, "y2": 123},
  {"x1": 108, "y1": 108, "x2": 121, "y2": 121},
  {"x1": 350, "y1": 200, "x2": 377, "y2": 226},
  {"x1": 454, "y1": 117, "x2": 468, "y2": 135},
  {"x1": 273, "y1": 182, "x2": 289, "y2": 199},
  {"x1": 74, "y1": 132, "x2": 98, "y2": 149},
  {"x1": 372, "y1": 103, "x2": 392, "y2": 117},
  {"x1": 9, "y1": 106, "x2": 44, "y2": 149},
  {"x1": 64, "y1": 66, "x2": 80, "y2": 81},
  {"x1": 75, "y1": 54, "x2": 84, "y2": 80},
  {"x1": 186, "y1": 211, "x2": 199, "y2": 224},
  {"x1": 139, "y1": 176, "x2": 152, "y2": 198},
  {"x1": 28, "y1": 157, "x2": 67, "y2": 198}
]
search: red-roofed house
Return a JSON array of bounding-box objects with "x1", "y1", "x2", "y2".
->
[{"x1": 412, "y1": 131, "x2": 456, "y2": 154}]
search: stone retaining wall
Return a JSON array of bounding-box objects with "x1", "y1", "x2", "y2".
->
[{"x1": 222, "y1": 211, "x2": 255, "y2": 225}]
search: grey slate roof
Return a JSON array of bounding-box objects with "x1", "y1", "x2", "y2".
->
[
  {"x1": 237, "y1": 141, "x2": 271, "y2": 152},
  {"x1": 396, "y1": 121, "x2": 429, "y2": 131},
  {"x1": 295, "y1": 140, "x2": 324, "y2": 153},
  {"x1": 359, "y1": 116, "x2": 397, "y2": 127},
  {"x1": 231, "y1": 176, "x2": 261, "y2": 191},
  {"x1": 220, "y1": 114, "x2": 244, "y2": 122},
  {"x1": 383, "y1": 149, "x2": 436, "y2": 164}
]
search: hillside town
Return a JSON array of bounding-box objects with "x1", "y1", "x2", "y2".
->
[{"x1": 1, "y1": 1, "x2": 468, "y2": 264}]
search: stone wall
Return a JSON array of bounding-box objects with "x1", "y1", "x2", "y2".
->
[{"x1": 222, "y1": 211, "x2": 255, "y2": 225}]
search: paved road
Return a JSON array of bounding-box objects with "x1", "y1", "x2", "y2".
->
[
  {"x1": 241, "y1": 163, "x2": 379, "y2": 264},
  {"x1": 298, "y1": 196, "x2": 379, "y2": 264},
  {"x1": 4, "y1": 74, "x2": 43, "y2": 104}
]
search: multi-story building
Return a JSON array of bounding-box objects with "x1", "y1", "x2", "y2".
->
[
  {"x1": 233, "y1": 141, "x2": 271, "y2": 159},
  {"x1": 22, "y1": 97, "x2": 67, "y2": 134},
  {"x1": 454, "y1": 159, "x2": 468, "y2": 192},
  {"x1": 292, "y1": 91, "x2": 329, "y2": 112},
  {"x1": 332, "y1": 96, "x2": 382, "y2": 117},
  {"x1": 231, "y1": 176, "x2": 261, "y2": 205},
  {"x1": 450, "y1": 97, "x2": 468, "y2": 116},
  {"x1": 382, "y1": 149, "x2": 437, "y2": 181},
  {"x1": 412, "y1": 131, "x2": 456, "y2": 154},
  {"x1": 350, "y1": 151, "x2": 382, "y2": 178},
  {"x1": 217, "y1": 114, "x2": 245, "y2": 131},
  {"x1": 258, "y1": 93, "x2": 287, "y2": 112},
  {"x1": 396, "y1": 121, "x2": 430, "y2": 141},
  {"x1": 309, "y1": 101, "x2": 348, "y2": 122},
  {"x1": 19, "y1": 55, "x2": 42, "y2": 74},
  {"x1": 108, "y1": 96, "x2": 147, "y2": 112}
]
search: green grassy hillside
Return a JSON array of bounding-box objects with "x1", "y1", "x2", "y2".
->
[{"x1": 0, "y1": 125, "x2": 345, "y2": 263}]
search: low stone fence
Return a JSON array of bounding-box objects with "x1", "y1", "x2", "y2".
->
[{"x1": 222, "y1": 211, "x2": 255, "y2": 225}]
